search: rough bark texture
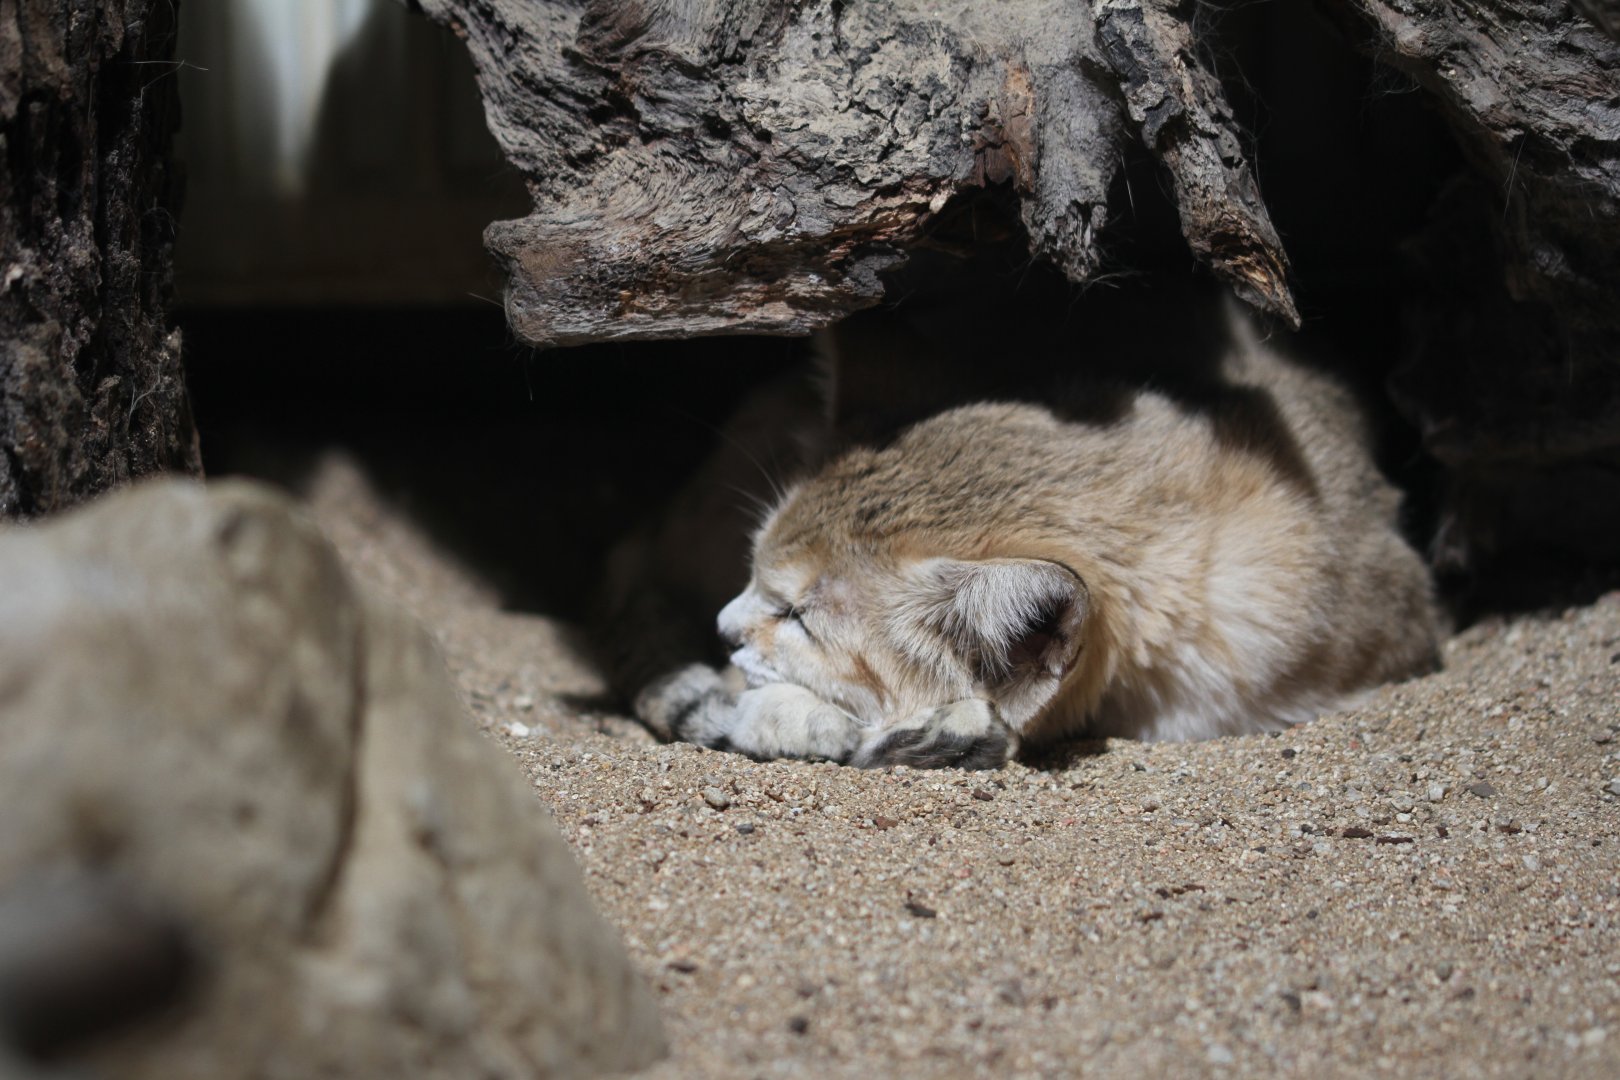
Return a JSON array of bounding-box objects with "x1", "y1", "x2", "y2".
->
[
  {"x1": 423, "y1": 0, "x2": 1618, "y2": 378},
  {"x1": 417, "y1": 0, "x2": 1296, "y2": 346},
  {"x1": 1094, "y1": 0, "x2": 1296, "y2": 324},
  {"x1": 0, "y1": 0, "x2": 199, "y2": 520}
]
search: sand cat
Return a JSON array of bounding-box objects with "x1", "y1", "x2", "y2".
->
[{"x1": 601, "y1": 288, "x2": 1442, "y2": 769}]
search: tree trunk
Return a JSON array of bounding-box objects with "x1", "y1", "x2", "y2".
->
[{"x1": 0, "y1": 0, "x2": 199, "y2": 520}]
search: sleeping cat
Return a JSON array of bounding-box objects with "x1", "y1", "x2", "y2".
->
[{"x1": 601, "y1": 289, "x2": 1442, "y2": 769}]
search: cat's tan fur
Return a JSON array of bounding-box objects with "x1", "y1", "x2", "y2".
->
[
  {"x1": 606, "y1": 291, "x2": 1442, "y2": 768},
  {"x1": 721, "y1": 304, "x2": 1440, "y2": 752}
]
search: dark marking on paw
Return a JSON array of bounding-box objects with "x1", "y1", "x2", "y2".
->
[
  {"x1": 666, "y1": 696, "x2": 706, "y2": 741},
  {"x1": 859, "y1": 727, "x2": 925, "y2": 765},
  {"x1": 860, "y1": 728, "x2": 1010, "y2": 771}
]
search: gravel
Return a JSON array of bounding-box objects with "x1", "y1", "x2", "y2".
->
[{"x1": 306, "y1": 461, "x2": 1620, "y2": 1080}]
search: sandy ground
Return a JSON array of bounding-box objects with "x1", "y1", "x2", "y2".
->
[{"x1": 305, "y1": 459, "x2": 1620, "y2": 1079}]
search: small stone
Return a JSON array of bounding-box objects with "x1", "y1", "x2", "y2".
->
[
  {"x1": 506, "y1": 721, "x2": 531, "y2": 738},
  {"x1": 1208, "y1": 1043, "x2": 1235, "y2": 1066},
  {"x1": 702, "y1": 787, "x2": 731, "y2": 811},
  {"x1": 1522, "y1": 854, "x2": 1540, "y2": 871},
  {"x1": 1605, "y1": 779, "x2": 1620, "y2": 797},
  {"x1": 872, "y1": 815, "x2": 899, "y2": 829},
  {"x1": 513, "y1": 694, "x2": 535, "y2": 712},
  {"x1": 1390, "y1": 793, "x2": 1416, "y2": 814},
  {"x1": 1466, "y1": 781, "x2": 1498, "y2": 799},
  {"x1": 1280, "y1": 748, "x2": 1297, "y2": 760},
  {"x1": 1342, "y1": 827, "x2": 1374, "y2": 839},
  {"x1": 735, "y1": 822, "x2": 756, "y2": 835},
  {"x1": 787, "y1": 1016, "x2": 810, "y2": 1035},
  {"x1": 1427, "y1": 783, "x2": 1445, "y2": 803},
  {"x1": 971, "y1": 788, "x2": 994, "y2": 801}
]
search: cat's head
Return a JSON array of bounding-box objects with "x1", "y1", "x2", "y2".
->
[{"x1": 718, "y1": 539, "x2": 1089, "y2": 730}]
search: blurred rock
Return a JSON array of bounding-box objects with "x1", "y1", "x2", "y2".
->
[{"x1": 0, "y1": 480, "x2": 664, "y2": 1079}]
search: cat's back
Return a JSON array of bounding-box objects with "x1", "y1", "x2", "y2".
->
[{"x1": 1216, "y1": 302, "x2": 1402, "y2": 523}]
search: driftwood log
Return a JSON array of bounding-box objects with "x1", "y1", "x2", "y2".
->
[
  {"x1": 416, "y1": 0, "x2": 1616, "y2": 349},
  {"x1": 422, "y1": 0, "x2": 1620, "y2": 589},
  {"x1": 0, "y1": 0, "x2": 199, "y2": 519},
  {"x1": 414, "y1": 0, "x2": 1299, "y2": 345}
]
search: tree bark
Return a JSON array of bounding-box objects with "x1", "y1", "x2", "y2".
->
[
  {"x1": 415, "y1": 0, "x2": 1297, "y2": 347},
  {"x1": 0, "y1": 0, "x2": 199, "y2": 520},
  {"x1": 422, "y1": 0, "x2": 1617, "y2": 374}
]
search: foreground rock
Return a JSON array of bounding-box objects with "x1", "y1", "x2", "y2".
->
[{"x1": 0, "y1": 481, "x2": 665, "y2": 1079}]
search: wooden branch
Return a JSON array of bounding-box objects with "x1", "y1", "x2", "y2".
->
[
  {"x1": 418, "y1": 0, "x2": 1300, "y2": 346},
  {"x1": 1095, "y1": 0, "x2": 1297, "y2": 325}
]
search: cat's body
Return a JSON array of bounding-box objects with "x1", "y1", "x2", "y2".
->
[{"x1": 602, "y1": 290, "x2": 1442, "y2": 768}]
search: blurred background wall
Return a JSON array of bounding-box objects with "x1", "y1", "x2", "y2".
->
[
  {"x1": 175, "y1": 0, "x2": 528, "y2": 306},
  {"x1": 170, "y1": 0, "x2": 800, "y2": 616}
]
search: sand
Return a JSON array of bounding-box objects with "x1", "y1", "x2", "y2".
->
[{"x1": 305, "y1": 458, "x2": 1620, "y2": 1079}]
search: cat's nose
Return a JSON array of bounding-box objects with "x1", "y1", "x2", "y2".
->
[{"x1": 716, "y1": 595, "x2": 747, "y2": 649}]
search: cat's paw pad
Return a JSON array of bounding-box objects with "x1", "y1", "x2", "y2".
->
[
  {"x1": 853, "y1": 699, "x2": 1016, "y2": 770},
  {"x1": 726, "y1": 684, "x2": 863, "y2": 763}
]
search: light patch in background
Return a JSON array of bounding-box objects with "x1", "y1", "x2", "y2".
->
[
  {"x1": 174, "y1": 0, "x2": 527, "y2": 304},
  {"x1": 234, "y1": 0, "x2": 370, "y2": 195}
]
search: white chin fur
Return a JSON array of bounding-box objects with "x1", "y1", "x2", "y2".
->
[{"x1": 730, "y1": 647, "x2": 783, "y2": 688}]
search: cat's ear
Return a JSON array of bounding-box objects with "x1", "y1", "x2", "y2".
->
[{"x1": 907, "y1": 558, "x2": 1088, "y2": 717}]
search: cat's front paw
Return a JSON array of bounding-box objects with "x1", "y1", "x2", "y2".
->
[
  {"x1": 726, "y1": 684, "x2": 864, "y2": 763},
  {"x1": 852, "y1": 699, "x2": 1016, "y2": 770}
]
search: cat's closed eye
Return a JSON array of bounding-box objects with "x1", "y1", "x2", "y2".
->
[{"x1": 777, "y1": 605, "x2": 817, "y2": 641}]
